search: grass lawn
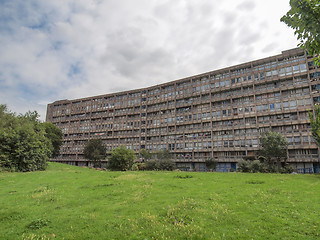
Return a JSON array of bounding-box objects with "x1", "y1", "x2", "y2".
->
[{"x1": 0, "y1": 162, "x2": 319, "y2": 240}]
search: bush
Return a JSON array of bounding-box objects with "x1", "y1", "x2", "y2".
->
[
  {"x1": 158, "y1": 159, "x2": 176, "y2": 171},
  {"x1": 108, "y1": 146, "x2": 136, "y2": 171},
  {"x1": 145, "y1": 160, "x2": 160, "y2": 170},
  {"x1": 280, "y1": 165, "x2": 295, "y2": 174},
  {"x1": 237, "y1": 160, "x2": 251, "y2": 173},
  {"x1": 237, "y1": 160, "x2": 268, "y2": 173},
  {"x1": 137, "y1": 163, "x2": 146, "y2": 171},
  {"x1": 145, "y1": 159, "x2": 176, "y2": 171},
  {"x1": 205, "y1": 158, "x2": 217, "y2": 171},
  {"x1": 131, "y1": 163, "x2": 139, "y2": 171}
]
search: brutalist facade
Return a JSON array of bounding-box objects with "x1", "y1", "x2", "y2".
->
[{"x1": 46, "y1": 48, "x2": 320, "y2": 172}]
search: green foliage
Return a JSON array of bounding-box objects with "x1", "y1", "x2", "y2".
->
[
  {"x1": 0, "y1": 105, "x2": 52, "y2": 172},
  {"x1": 27, "y1": 218, "x2": 50, "y2": 230},
  {"x1": 259, "y1": 131, "x2": 288, "y2": 171},
  {"x1": 309, "y1": 105, "x2": 320, "y2": 146},
  {"x1": 145, "y1": 159, "x2": 160, "y2": 170},
  {"x1": 237, "y1": 160, "x2": 268, "y2": 173},
  {"x1": 140, "y1": 149, "x2": 152, "y2": 160},
  {"x1": 42, "y1": 122, "x2": 63, "y2": 158},
  {"x1": 131, "y1": 162, "x2": 146, "y2": 171},
  {"x1": 83, "y1": 138, "x2": 106, "y2": 168},
  {"x1": 158, "y1": 159, "x2": 176, "y2": 171},
  {"x1": 281, "y1": 0, "x2": 320, "y2": 65},
  {"x1": 131, "y1": 163, "x2": 140, "y2": 171},
  {"x1": 154, "y1": 149, "x2": 172, "y2": 160},
  {"x1": 205, "y1": 158, "x2": 217, "y2": 170},
  {"x1": 145, "y1": 159, "x2": 176, "y2": 171},
  {"x1": 108, "y1": 146, "x2": 136, "y2": 171}
]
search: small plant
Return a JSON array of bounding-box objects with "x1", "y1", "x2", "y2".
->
[
  {"x1": 26, "y1": 218, "x2": 50, "y2": 230},
  {"x1": 245, "y1": 180, "x2": 265, "y2": 184},
  {"x1": 174, "y1": 175, "x2": 193, "y2": 179}
]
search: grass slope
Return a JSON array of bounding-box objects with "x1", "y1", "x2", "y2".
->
[{"x1": 0, "y1": 163, "x2": 319, "y2": 240}]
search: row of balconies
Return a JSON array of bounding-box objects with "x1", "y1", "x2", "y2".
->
[{"x1": 49, "y1": 74, "x2": 317, "y2": 119}]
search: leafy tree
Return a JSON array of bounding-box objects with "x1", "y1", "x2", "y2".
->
[
  {"x1": 308, "y1": 105, "x2": 320, "y2": 146},
  {"x1": 140, "y1": 149, "x2": 152, "y2": 160},
  {"x1": 108, "y1": 146, "x2": 136, "y2": 171},
  {"x1": 83, "y1": 138, "x2": 106, "y2": 168},
  {"x1": 42, "y1": 122, "x2": 63, "y2": 158},
  {"x1": 281, "y1": 0, "x2": 320, "y2": 65},
  {"x1": 259, "y1": 131, "x2": 288, "y2": 171},
  {"x1": 155, "y1": 149, "x2": 172, "y2": 160},
  {"x1": 0, "y1": 105, "x2": 52, "y2": 171},
  {"x1": 205, "y1": 158, "x2": 218, "y2": 171}
]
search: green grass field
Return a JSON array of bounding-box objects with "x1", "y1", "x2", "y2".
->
[{"x1": 0, "y1": 163, "x2": 319, "y2": 240}]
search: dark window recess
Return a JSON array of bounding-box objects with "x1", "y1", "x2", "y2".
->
[
  {"x1": 141, "y1": 137, "x2": 145, "y2": 141},
  {"x1": 141, "y1": 113, "x2": 146, "y2": 117},
  {"x1": 142, "y1": 105, "x2": 146, "y2": 109},
  {"x1": 141, "y1": 145, "x2": 145, "y2": 149},
  {"x1": 142, "y1": 98, "x2": 146, "y2": 101},
  {"x1": 141, "y1": 129, "x2": 146, "y2": 132}
]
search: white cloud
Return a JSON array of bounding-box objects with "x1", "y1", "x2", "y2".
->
[{"x1": 0, "y1": 0, "x2": 299, "y2": 121}]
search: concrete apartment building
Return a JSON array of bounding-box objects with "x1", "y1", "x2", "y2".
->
[{"x1": 46, "y1": 48, "x2": 320, "y2": 172}]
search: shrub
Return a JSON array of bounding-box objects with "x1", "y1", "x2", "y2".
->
[
  {"x1": 205, "y1": 158, "x2": 217, "y2": 171},
  {"x1": 137, "y1": 163, "x2": 146, "y2": 171},
  {"x1": 237, "y1": 160, "x2": 268, "y2": 173},
  {"x1": 108, "y1": 146, "x2": 136, "y2": 171},
  {"x1": 145, "y1": 160, "x2": 160, "y2": 170},
  {"x1": 131, "y1": 163, "x2": 139, "y2": 171},
  {"x1": 145, "y1": 159, "x2": 176, "y2": 171},
  {"x1": 158, "y1": 159, "x2": 176, "y2": 171},
  {"x1": 237, "y1": 160, "x2": 251, "y2": 173}
]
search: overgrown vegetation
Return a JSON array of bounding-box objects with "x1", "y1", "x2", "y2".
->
[
  {"x1": 0, "y1": 162, "x2": 319, "y2": 239},
  {"x1": 107, "y1": 146, "x2": 136, "y2": 171},
  {"x1": 144, "y1": 149, "x2": 176, "y2": 171},
  {"x1": 205, "y1": 158, "x2": 218, "y2": 171},
  {"x1": 83, "y1": 138, "x2": 106, "y2": 168},
  {"x1": 0, "y1": 105, "x2": 62, "y2": 172},
  {"x1": 237, "y1": 131, "x2": 291, "y2": 173}
]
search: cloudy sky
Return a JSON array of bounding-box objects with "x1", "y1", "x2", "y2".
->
[{"x1": 0, "y1": 0, "x2": 299, "y2": 121}]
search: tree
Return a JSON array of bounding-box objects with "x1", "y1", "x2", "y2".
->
[
  {"x1": 140, "y1": 149, "x2": 152, "y2": 161},
  {"x1": 259, "y1": 131, "x2": 288, "y2": 171},
  {"x1": 108, "y1": 146, "x2": 136, "y2": 171},
  {"x1": 281, "y1": 0, "x2": 320, "y2": 65},
  {"x1": 309, "y1": 105, "x2": 320, "y2": 146},
  {"x1": 0, "y1": 105, "x2": 52, "y2": 172},
  {"x1": 205, "y1": 158, "x2": 218, "y2": 171},
  {"x1": 155, "y1": 149, "x2": 172, "y2": 160},
  {"x1": 42, "y1": 122, "x2": 63, "y2": 158},
  {"x1": 83, "y1": 138, "x2": 106, "y2": 168}
]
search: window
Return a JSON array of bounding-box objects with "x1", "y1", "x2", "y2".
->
[
  {"x1": 300, "y1": 63, "x2": 307, "y2": 72},
  {"x1": 293, "y1": 65, "x2": 300, "y2": 73}
]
